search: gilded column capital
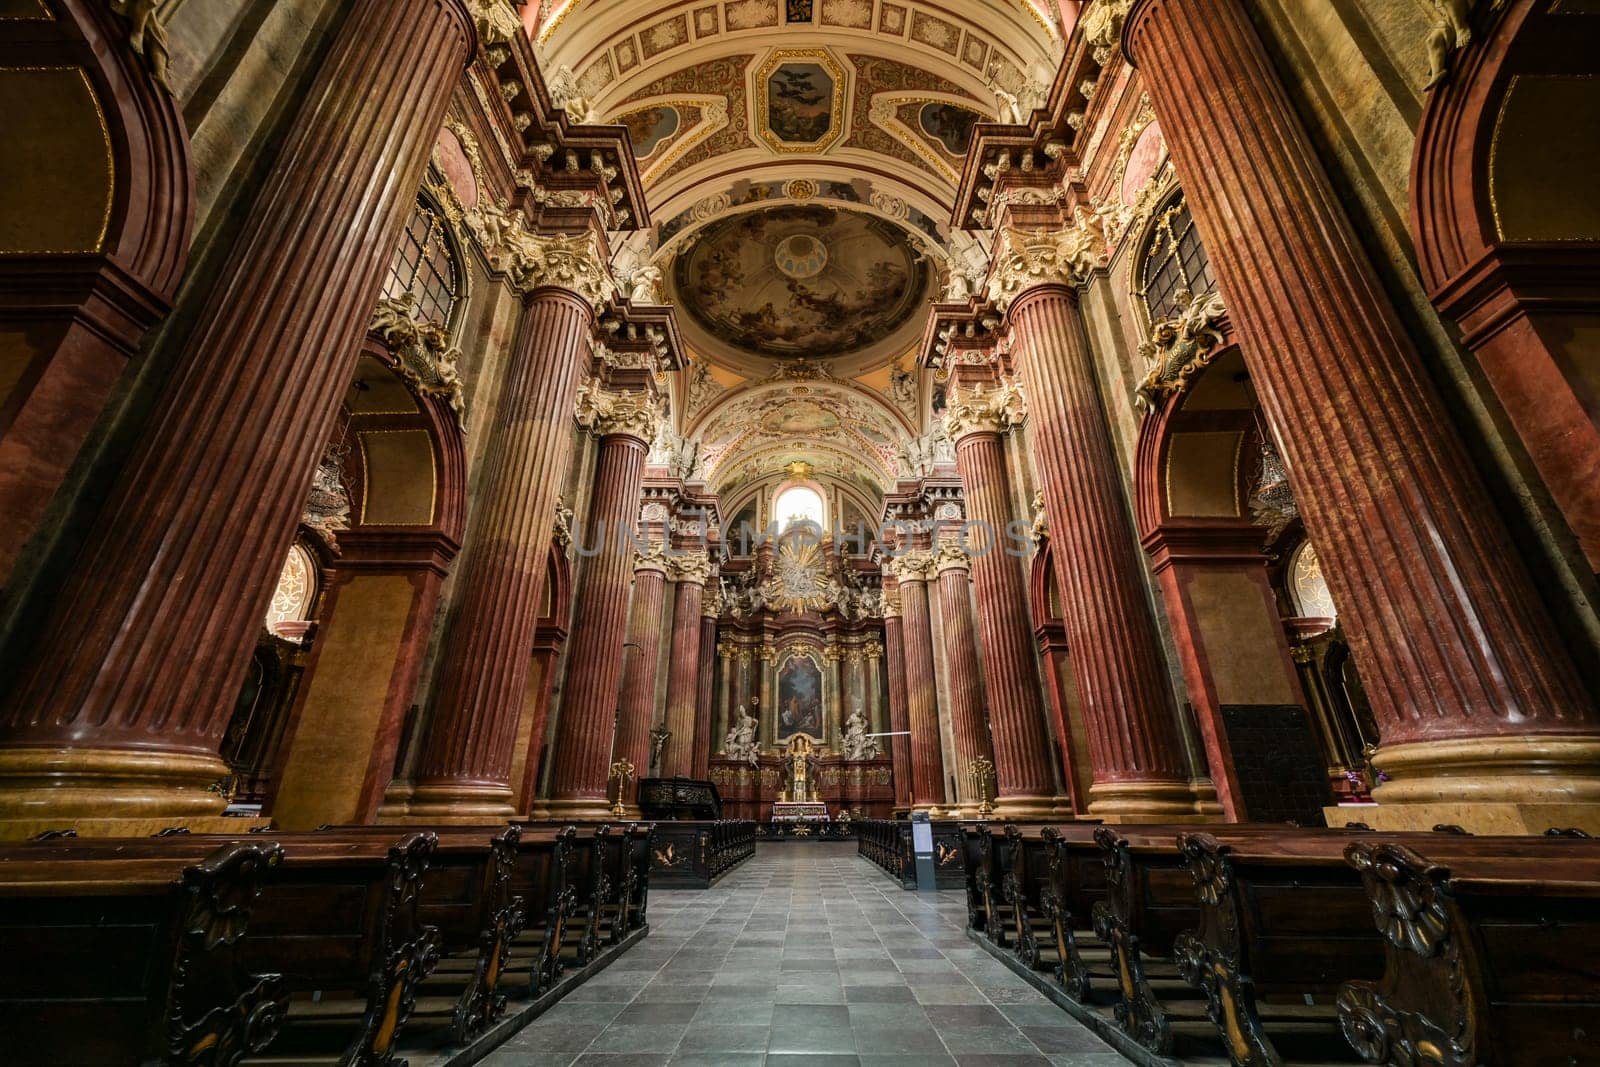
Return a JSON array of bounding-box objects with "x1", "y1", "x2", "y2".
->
[
  {"x1": 933, "y1": 541, "x2": 971, "y2": 575},
  {"x1": 824, "y1": 645, "x2": 846, "y2": 663},
  {"x1": 882, "y1": 589, "x2": 903, "y2": 618},
  {"x1": 1080, "y1": 0, "x2": 1133, "y2": 66},
  {"x1": 574, "y1": 381, "x2": 660, "y2": 442},
  {"x1": 863, "y1": 638, "x2": 885, "y2": 660},
  {"x1": 890, "y1": 550, "x2": 937, "y2": 583},
  {"x1": 943, "y1": 379, "x2": 1027, "y2": 442},
  {"x1": 986, "y1": 222, "x2": 1108, "y2": 312},
  {"x1": 465, "y1": 207, "x2": 616, "y2": 309},
  {"x1": 665, "y1": 552, "x2": 714, "y2": 586},
  {"x1": 463, "y1": 0, "x2": 519, "y2": 44},
  {"x1": 634, "y1": 541, "x2": 669, "y2": 575}
]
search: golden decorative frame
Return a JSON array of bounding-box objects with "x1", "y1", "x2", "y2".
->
[{"x1": 752, "y1": 47, "x2": 849, "y2": 155}]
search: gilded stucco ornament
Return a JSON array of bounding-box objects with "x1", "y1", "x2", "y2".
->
[
  {"x1": 464, "y1": 0, "x2": 521, "y2": 46},
  {"x1": 107, "y1": 0, "x2": 171, "y2": 91},
  {"x1": 942, "y1": 379, "x2": 1028, "y2": 441},
  {"x1": 463, "y1": 199, "x2": 616, "y2": 308},
  {"x1": 1134, "y1": 288, "x2": 1227, "y2": 411},
  {"x1": 986, "y1": 220, "x2": 1108, "y2": 312},
  {"x1": 574, "y1": 381, "x2": 661, "y2": 441},
  {"x1": 1079, "y1": 0, "x2": 1132, "y2": 66},
  {"x1": 369, "y1": 294, "x2": 468, "y2": 430}
]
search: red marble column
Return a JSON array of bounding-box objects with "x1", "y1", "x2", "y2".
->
[
  {"x1": 405, "y1": 287, "x2": 598, "y2": 819},
  {"x1": 691, "y1": 595, "x2": 719, "y2": 779},
  {"x1": 934, "y1": 544, "x2": 997, "y2": 813},
  {"x1": 998, "y1": 300, "x2": 1196, "y2": 818},
  {"x1": 0, "y1": 0, "x2": 474, "y2": 829},
  {"x1": 1124, "y1": 0, "x2": 1600, "y2": 825},
  {"x1": 547, "y1": 399, "x2": 655, "y2": 818},
  {"x1": 615, "y1": 550, "x2": 667, "y2": 811},
  {"x1": 946, "y1": 420, "x2": 1066, "y2": 816},
  {"x1": 662, "y1": 556, "x2": 711, "y2": 778},
  {"x1": 894, "y1": 552, "x2": 947, "y2": 809},
  {"x1": 882, "y1": 586, "x2": 914, "y2": 811}
]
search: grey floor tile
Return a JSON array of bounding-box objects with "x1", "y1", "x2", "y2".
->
[{"x1": 676, "y1": 1024, "x2": 772, "y2": 1053}]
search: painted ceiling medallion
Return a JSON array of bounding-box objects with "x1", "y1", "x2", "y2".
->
[
  {"x1": 755, "y1": 49, "x2": 848, "y2": 154},
  {"x1": 672, "y1": 204, "x2": 932, "y2": 361},
  {"x1": 773, "y1": 233, "x2": 829, "y2": 279}
]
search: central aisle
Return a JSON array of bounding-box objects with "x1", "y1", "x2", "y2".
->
[{"x1": 484, "y1": 841, "x2": 1124, "y2": 1065}]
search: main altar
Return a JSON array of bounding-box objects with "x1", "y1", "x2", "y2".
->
[{"x1": 709, "y1": 707, "x2": 893, "y2": 820}]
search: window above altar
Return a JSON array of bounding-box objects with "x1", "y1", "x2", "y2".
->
[{"x1": 774, "y1": 484, "x2": 825, "y2": 534}]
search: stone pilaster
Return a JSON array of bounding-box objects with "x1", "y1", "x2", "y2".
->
[
  {"x1": 1125, "y1": 0, "x2": 1600, "y2": 833},
  {"x1": 0, "y1": 0, "x2": 475, "y2": 836}
]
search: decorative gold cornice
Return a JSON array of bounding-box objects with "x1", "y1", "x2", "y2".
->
[
  {"x1": 1135, "y1": 290, "x2": 1228, "y2": 411},
  {"x1": 574, "y1": 381, "x2": 660, "y2": 441},
  {"x1": 942, "y1": 379, "x2": 1027, "y2": 442},
  {"x1": 665, "y1": 552, "x2": 714, "y2": 585},
  {"x1": 986, "y1": 223, "x2": 1108, "y2": 312},
  {"x1": 368, "y1": 295, "x2": 467, "y2": 430},
  {"x1": 933, "y1": 541, "x2": 970, "y2": 574}
]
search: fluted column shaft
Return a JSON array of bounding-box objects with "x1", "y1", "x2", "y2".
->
[
  {"x1": 409, "y1": 289, "x2": 593, "y2": 817},
  {"x1": 951, "y1": 431, "x2": 1061, "y2": 812},
  {"x1": 897, "y1": 562, "x2": 946, "y2": 808},
  {"x1": 547, "y1": 431, "x2": 649, "y2": 815},
  {"x1": 883, "y1": 608, "x2": 913, "y2": 810},
  {"x1": 935, "y1": 551, "x2": 995, "y2": 810},
  {"x1": 1007, "y1": 288, "x2": 1193, "y2": 815},
  {"x1": 662, "y1": 569, "x2": 707, "y2": 778},
  {"x1": 1125, "y1": 0, "x2": 1600, "y2": 815},
  {"x1": 615, "y1": 556, "x2": 667, "y2": 806},
  {"x1": 0, "y1": 0, "x2": 474, "y2": 824},
  {"x1": 692, "y1": 611, "x2": 718, "y2": 778}
]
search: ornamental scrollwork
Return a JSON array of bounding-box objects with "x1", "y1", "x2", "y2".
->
[
  {"x1": 986, "y1": 218, "x2": 1109, "y2": 312},
  {"x1": 369, "y1": 294, "x2": 468, "y2": 430},
  {"x1": 1134, "y1": 289, "x2": 1227, "y2": 412}
]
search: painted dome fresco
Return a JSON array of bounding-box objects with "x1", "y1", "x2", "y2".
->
[{"x1": 670, "y1": 204, "x2": 933, "y2": 363}]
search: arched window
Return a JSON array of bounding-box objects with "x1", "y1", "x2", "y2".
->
[
  {"x1": 1136, "y1": 193, "x2": 1216, "y2": 325},
  {"x1": 384, "y1": 191, "x2": 459, "y2": 325},
  {"x1": 264, "y1": 540, "x2": 318, "y2": 638},
  {"x1": 774, "y1": 484, "x2": 825, "y2": 534},
  {"x1": 1288, "y1": 542, "x2": 1337, "y2": 621}
]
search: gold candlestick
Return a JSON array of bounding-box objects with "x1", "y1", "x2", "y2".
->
[
  {"x1": 608, "y1": 758, "x2": 635, "y2": 819},
  {"x1": 968, "y1": 756, "x2": 996, "y2": 819}
]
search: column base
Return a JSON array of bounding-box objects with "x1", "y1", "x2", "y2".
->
[
  {"x1": 540, "y1": 796, "x2": 623, "y2": 822},
  {"x1": 993, "y1": 794, "x2": 1076, "y2": 820},
  {"x1": 1338, "y1": 735, "x2": 1600, "y2": 835},
  {"x1": 377, "y1": 780, "x2": 518, "y2": 823},
  {"x1": 1087, "y1": 779, "x2": 1213, "y2": 823},
  {"x1": 0, "y1": 746, "x2": 232, "y2": 831}
]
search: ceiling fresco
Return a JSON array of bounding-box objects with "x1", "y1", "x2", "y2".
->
[{"x1": 670, "y1": 204, "x2": 933, "y2": 363}]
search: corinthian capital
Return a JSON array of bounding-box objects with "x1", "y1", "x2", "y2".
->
[
  {"x1": 943, "y1": 379, "x2": 1027, "y2": 441},
  {"x1": 890, "y1": 550, "x2": 936, "y2": 583},
  {"x1": 666, "y1": 552, "x2": 714, "y2": 585},
  {"x1": 933, "y1": 541, "x2": 970, "y2": 574},
  {"x1": 463, "y1": 0, "x2": 520, "y2": 45},
  {"x1": 574, "y1": 381, "x2": 661, "y2": 441},
  {"x1": 987, "y1": 224, "x2": 1107, "y2": 312}
]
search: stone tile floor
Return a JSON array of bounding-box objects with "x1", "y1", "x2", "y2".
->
[{"x1": 480, "y1": 842, "x2": 1126, "y2": 1066}]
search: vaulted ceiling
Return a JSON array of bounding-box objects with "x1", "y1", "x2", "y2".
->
[{"x1": 536, "y1": 0, "x2": 1069, "y2": 506}]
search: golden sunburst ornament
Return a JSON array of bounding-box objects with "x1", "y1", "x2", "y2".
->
[{"x1": 772, "y1": 539, "x2": 829, "y2": 613}]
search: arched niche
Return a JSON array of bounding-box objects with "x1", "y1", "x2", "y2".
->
[
  {"x1": 1133, "y1": 347, "x2": 1331, "y2": 822},
  {"x1": 265, "y1": 335, "x2": 468, "y2": 829},
  {"x1": 1412, "y1": 0, "x2": 1600, "y2": 569},
  {"x1": 0, "y1": 0, "x2": 194, "y2": 582}
]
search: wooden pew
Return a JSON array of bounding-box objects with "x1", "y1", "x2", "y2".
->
[
  {"x1": 0, "y1": 839, "x2": 288, "y2": 1066},
  {"x1": 11, "y1": 830, "x2": 441, "y2": 1065},
  {"x1": 1337, "y1": 838, "x2": 1600, "y2": 1067}
]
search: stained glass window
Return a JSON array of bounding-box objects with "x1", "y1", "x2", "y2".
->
[
  {"x1": 1136, "y1": 194, "x2": 1216, "y2": 325},
  {"x1": 384, "y1": 194, "x2": 458, "y2": 325}
]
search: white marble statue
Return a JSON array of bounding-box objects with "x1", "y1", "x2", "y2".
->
[
  {"x1": 841, "y1": 706, "x2": 880, "y2": 761},
  {"x1": 722, "y1": 703, "x2": 760, "y2": 765}
]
